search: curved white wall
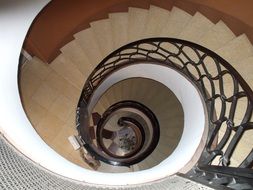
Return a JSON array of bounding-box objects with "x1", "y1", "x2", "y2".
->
[
  {"x1": 89, "y1": 64, "x2": 207, "y2": 175},
  {"x1": 0, "y1": 1, "x2": 206, "y2": 186}
]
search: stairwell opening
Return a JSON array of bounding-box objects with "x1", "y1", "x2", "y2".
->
[
  {"x1": 83, "y1": 63, "x2": 208, "y2": 175},
  {"x1": 90, "y1": 77, "x2": 184, "y2": 172},
  {"x1": 2, "y1": 1, "x2": 253, "y2": 188}
]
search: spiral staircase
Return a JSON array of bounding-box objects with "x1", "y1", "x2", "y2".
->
[{"x1": 1, "y1": 1, "x2": 253, "y2": 189}]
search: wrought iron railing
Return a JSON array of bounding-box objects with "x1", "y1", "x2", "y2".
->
[
  {"x1": 77, "y1": 38, "x2": 253, "y2": 189},
  {"x1": 78, "y1": 100, "x2": 160, "y2": 166}
]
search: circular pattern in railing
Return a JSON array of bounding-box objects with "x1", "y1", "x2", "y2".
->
[
  {"x1": 81, "y1": 100, "x2": 159, "y2": 166},
  {"x1": 97, "y1": 116, "x2": 145, "y2": 159},
  {"x1": 77, "y1": 38, "x2": 253, "y2": 171}
]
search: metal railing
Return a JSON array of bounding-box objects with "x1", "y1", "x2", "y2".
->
[
  {"x1": 78, "y1": 100, "x2": 160, "y2": 166},
  {"x1": 77, "y1": 38, "x2": 253, "y2": 189}
]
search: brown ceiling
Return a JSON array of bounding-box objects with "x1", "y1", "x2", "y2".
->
[{"x1": 24, "y1": 0, "x2": 253, "y2": 63}]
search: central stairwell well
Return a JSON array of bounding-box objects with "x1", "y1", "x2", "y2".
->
[{"x1": 18, "y1": 4, "x2": 253, "y2": 189}]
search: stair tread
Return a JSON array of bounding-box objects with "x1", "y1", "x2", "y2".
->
[
  {"x1": 179, "y1": 12, "x2": 214, "y2": 43},
  {"x1": 112, "y1": 83, "x2": 123, "y2": 103},
  {"x1": 128, "y1": 7, "x2": 149, "y2": 42},
  {"x1": 60, "y1": 40, "x2": 93, "y2": 76},
  {"x1": 151, "y1": 148, "x2": 167, "y2": 161},
  {"x1": 22, "y1": 98, "x2": 48, "y2": 127},
  {"x1": 160, "y1": 6, "x2": 192, "y2": 38},
  {"x1": 90, "y1": 18, "x2": 114, "y2": 57},
  {"x1": 99, "y1": 93, "x2": 111, "y2": 110},
  {"x1": 138, "y1": 154, "x2": 158, "y2": 169},
  {"x1": 198, "y1": 20, "x2": 236, "y2": 51},
  {"x1": 145, "y1": 5, "x2": 170, "y2": 37},
  {"x1": 104, "y1": 87, "x2": 118, "y2": 105},
  {"x1": 109, "y1": 12, "x2": 129, "y2": 49},
  {"x1": 44, "y1": 71, "x2": 80, "y2": 103},
  {"x1": 215, "y1": 34, "x2": 253, "y2": 64},
  {"x1": 50, "y1": 54, "x2": 84, "y2": 90},
  {"x1": 233, "y1": 56, "x2": 253, "y2": 89},
  {"x1": 240, "y1": 56, "x2": 253, "y2": 79},
  {"x1": 31, "y1": 83, "x2": 60, "y2": 112},
  {"x1": 22, "y1": 57, "x2": 52, "y2": 81},
  {"x1": 74, "y1": 28, "x2": 103, "y2": 67},
  {"x1": 20, "y1": 58, "x2": 46, "y2": 102},
  {"x1": 47, "y1": 94, "x2": 77, "y2": 123},
  {"x1": 98, "y1": 163, "x2": 131, "y2": 173},
  {"x1": 94, "y1": 101, "x2": 107, "y2": 114}
]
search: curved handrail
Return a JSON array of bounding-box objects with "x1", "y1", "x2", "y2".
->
[
  {"x1": 77, "y1": 38, "x2": 253, "y2": 188},
  {"x1": 81, "y1": 100, "x2": 160, "y2": 166},
  {"x1": 80, "y1": 38, "x2": 253, "y2": 103},
  {"x1": 97, "y1": 117, "x2": 146, "y2": 159}
]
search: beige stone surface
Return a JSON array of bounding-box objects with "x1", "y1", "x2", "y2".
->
[
  {"x1": 19, "y1": 67, "x2": 43, "y2": 103},
  {"x1": 231, "y1": 56, "x2": 253, "y2": 89},
  {"x1": 128, "y1": 7, "x2": 149, "y2": 42},
  {"x1": 160, "y1": 6, "x2": 192, "y2": 38},
  {"x1": 50, "y1": 126, "x2": 77, "y2": 154},
  {"x1": 140, "y1": 155, "x2": 158, "y2": 169},
  {"x1": 61, "y1": 40, "x2": 93, "y2": 76},
  {"x1": 179, "y1": 12, "x2": 214, "y2": 43},
  {"x1": 49, "y1": 95, "x2": 76, "y2": 122},
  {"x1": 44, "y1": 71, "x2": 80, "y2": 103},
  {"x1": 74, "y1": 28, "x2": 103, "y2": 66},
  {"x1": 91, "y1": 19, "x2": 114, "y2": 57},
  {"x1": 50, "y1": 54, "x2": 84, "y2": 90},
  {"x1": 109, "y1": 12, "x2": 129, "y2": 49},
  {"x1": 145, "y1": 5, "x2": 170, "y2": 37},
  {"x1": 20, "y1": 58, "x2": 52, "y2": 108},
  {"x1": 23, "y1": 57, "x2": 52, "y2": 80},
  {"x1": 215, "y1": 34, "x2": 253, "y2": 64},
  {"x1": 198, "y1": 20, "x2": 235, "y2": 51},
  {"x1": 35, "y1": 113, "x2": 65, "y2": 143},
  {"x1": 20, "y1": 57, "x2": 88, "y2": 169},
  {"x1": 24, "y1": 99, "x2": 47, "y2": 126},
  {"x1": 32, "y1": 83, "x2": 59, "y2": 110}
]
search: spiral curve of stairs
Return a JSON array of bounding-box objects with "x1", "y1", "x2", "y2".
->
[{"x1": 1, "y1": 2, "x2": 253, "y2": 189}]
